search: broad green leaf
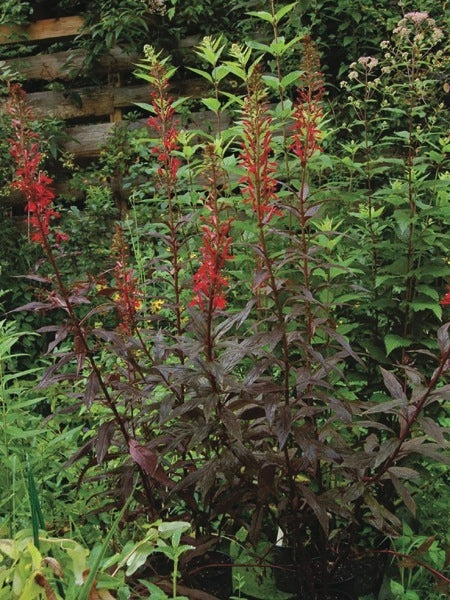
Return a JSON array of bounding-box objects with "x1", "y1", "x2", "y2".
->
[
  {"x1": 415, "y1": 285, "x2": 439, "y2": 301},
  {"x1": 201, "y1": 97, "x2": 221, "y2": 113},
  {"x1": 246, "y1": 40, "x2": 271, "y2": 53},
  {"x1": 212, "y1": 64, "x2": 230, "y2": 82},
  {"x1": 275, "y1": 2, "x2": 298, "y2": 22},
  {"x1": 0, "y1": 539, "x2": 18, "y2": 559},
  {"x1": 223, "y1": 63, "x2": 246, "y2": 81},
  {"x1": 410, "y1": 302, "x2": 442, "y2": 320},
  {"x1": 384, "y1": 334, "x2": 412, "y2": 356},
  {"x1": 64, "y1": 541, "x2": 88, "y2": 586},
  {"x1": 133, "y1": 102, "x2": 155, "y2": 113},
  {"x1": 26, "y1": 542, "x2": 41, "y2": 571},
  {"x1": 137, "y1": 581, "x2": 169, "y2": 599},
  {"x1": 281, "y1": 70, "x2": 301, "y2": 88},
  {"x1": 158, "y1": 521, "x2": 190, "y2": 537},
  {"x1": 246, "y1": 10, "x2": 273, "y2": 23},
  {"x1": 125, "y1": 541, "x2": 155, "y2": 576},
  {"x1": 187, "y1": 67, "x2": 213, "y2": 83},
  {"x1": 262, "y1": 74, "x2": 280, "y2": 89}
]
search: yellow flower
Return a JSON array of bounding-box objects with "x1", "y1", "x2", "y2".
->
[{"x1": 150, "y1": 299, "x2": 165, "y2": 313}]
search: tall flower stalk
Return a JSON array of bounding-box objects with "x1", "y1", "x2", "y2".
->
[
  {"x1": 238, "y1": 68, "x2": 312, "y2": 569},
  {"x1": 6, "y1": 83, "x2": 157, "y2": 514},
  {"x1": 143, "y1": 45, "x2": 184, "y2": 336},
  {"x1": 290, "y1": 36, "x2": 324, "y2": 344}
]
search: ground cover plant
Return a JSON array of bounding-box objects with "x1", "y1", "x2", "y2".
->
[{"x1": 0, "y1": 2, "x2": 449, "y2": 599}]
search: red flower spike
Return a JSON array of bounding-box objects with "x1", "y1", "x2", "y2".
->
[
  {"x1": 190, "y1": 143, "x2": 233, "y2": 312},
  {"x1": 291, "y1": 37, "x2": 325, "y2": 167},
  {"x1": 191, "y1": 220, "x2": 233, "y2": 311},
  {"x1": 6, "y1": 84, "x2": 67, "y2": 247},
  {"x1": 146, "y1": 63, "x2": 180, "y2": 192},
  {"x1": 239, "y1": 67, "x2": 281, "y2": 224}
]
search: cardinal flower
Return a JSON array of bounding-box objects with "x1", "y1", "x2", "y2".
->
[{"x1": 7, "y1": 84, "x2": 67, "y2": 247}]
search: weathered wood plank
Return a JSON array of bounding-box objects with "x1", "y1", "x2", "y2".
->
[
  {"x1": 65, "y1": 109, "x2": 229, "y2": 158},
  {"x1": 0, "y1": 16, "x2": 84, "y2": 45},
  {"x1": 25, "y1": 84, "x2": 149, "y2": 120},
  {"x1": 6, "y1": 78, "x2": 210, "y2": 120},
  {"x1": 5, "y1": 47, "x2": 139, "y2": 80}
]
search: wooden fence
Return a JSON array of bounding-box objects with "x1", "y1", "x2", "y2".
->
[{"x1": 0, "y1": 15, "x2": 215, "y2": 160}]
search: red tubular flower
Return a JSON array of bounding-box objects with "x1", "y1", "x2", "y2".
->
[
  {"x1": 239, "y1": 67, "x2": 280, "y2": 223},
  {"x1": 191, "y1": 143, "x2": 233, "y2": 312},
  {"x1": 291, "y1": 37, "x2": 324, "y2": 167},
  {"x1": 441, "y1": 286, "x2": 450, "y2": 306},
  {"x1": 191, "y1": 219, "x2": 233, "y2": 311},
  {"x1": 7, "y1": 84, "x2": 67, "y2": 246}
]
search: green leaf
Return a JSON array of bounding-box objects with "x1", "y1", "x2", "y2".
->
[
  {"x1": 275, "y1": 2, "x2": 298, "y2": 22},
  {"x1": 158, "y1": 521, "x2": 190, "y2": 537},
  {"x1": 415, "y1": 285, "x2": 439, "y2": 301},
  {"x1": 64, "y1": 541, "x2": 89, "y2": 586},
  {"x1": 212, "y1": 64, "x2": 230, "y2": 82},
  {"x1": 384, "y1": 334, "x2": 412, "y2": 356},
  {"x1": 134, "y1": 102, "x2": 155, "y2": 113},
  {"x1": 246, "y1": 10, "x2": 273, "y2": 23},
  {"x1": 281, "y1": 70, "x2": 301, "y2": 88},
  {"x1": 262, "y1": 74, "x2": 280, "y2": 89},
  {"x1": 125, "y1": 542, "x2": 155, "y2": 576},
  {"x1": 246, "y1": 40, "x2": 271, "y2": 53},
  {"x1": 223, "y1": 63, "x2": 246, "y2": 81},
  {"x1": 187, "y1": 67, "x2": 213, "y2": 83},
  {"x1": 137, "y1": 581, "x2": 169, "y2": 599},
  {"x1": 410, "y1": 302, "x2": 442, "y2": 320},
  {"x1": 201, "y1": 97, "x2": 221, "y2": 113}
]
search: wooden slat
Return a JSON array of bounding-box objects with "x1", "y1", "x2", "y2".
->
[
  {"x1": 9, "y1": 78, "x2": 210, "y2": 120},
  {"x1": 64, "y1": 121, "x2": 141, "y2": 158},
  {"x1": 5, "y1": 47, "x2": 139, "y2": 80},
  {"x1": 26, "y1": 84, "x2": 149, "y2": 120},
  {"x1": 0, "y1": 16, "x2": 84, "y2": 45},
  {"x1": 65, "y1": 109, "x2": 229, "y2": 158}
]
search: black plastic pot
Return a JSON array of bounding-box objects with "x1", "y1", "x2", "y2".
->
[
  {"x1": 183, "y1": 550, "x2": 233, "y2": 600},
  {"x1": 271, "y1": 546, "x2": 356, "y2": 599},
  {"x1": 351, "y1": 553, "x2": 385, "y2": 596}
]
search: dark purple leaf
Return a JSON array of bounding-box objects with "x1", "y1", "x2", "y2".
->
[
  {"x1": 274, "y1": 405, "x2": 291, "y2": 449},
  {"x1": 363, "y1": 491, "x2": 401, "y2": 533},
  {"x1": 374, "y1": 438, "x2": 399, "y2": 468},
  {"x1": 96, "y1": 421, "x2": 116, "y2": 465},
  {"x1": 38, "y1": 354, "x2": 76, "y2": 388},
  {"x1": 12, "y1": 301, "x2": 54, "y2": 312},
  {"x1": 437, "y1": 322, "x2": 450, "y2": 355},
  {"x1": 215, "y1": 300, "x2": 255, "y2": 339},
  {"x1": 300, "y1": 485, "x2": 329, "y2": 536},
  {"x1": 128, "y1": 439, "x2": 173, "y2": 487},
  {"x1": 388, "y1": 471, "x2": 416, "y2": 516},
  {"x1": 220, "y1": 407, "x2": 242, "y2": 441},
  {"x1": 380, "y1": 368, "x2": 407, "y2": 401},
  {"x1": 364, "y1": 398, "x2": 405, "y2": 415},
  {"x1": 63, "y1": 438, "x2": 94, "y2": 468},
  {"x1": 420, "y1": 416, "x2": 447, "y2": 448}
]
